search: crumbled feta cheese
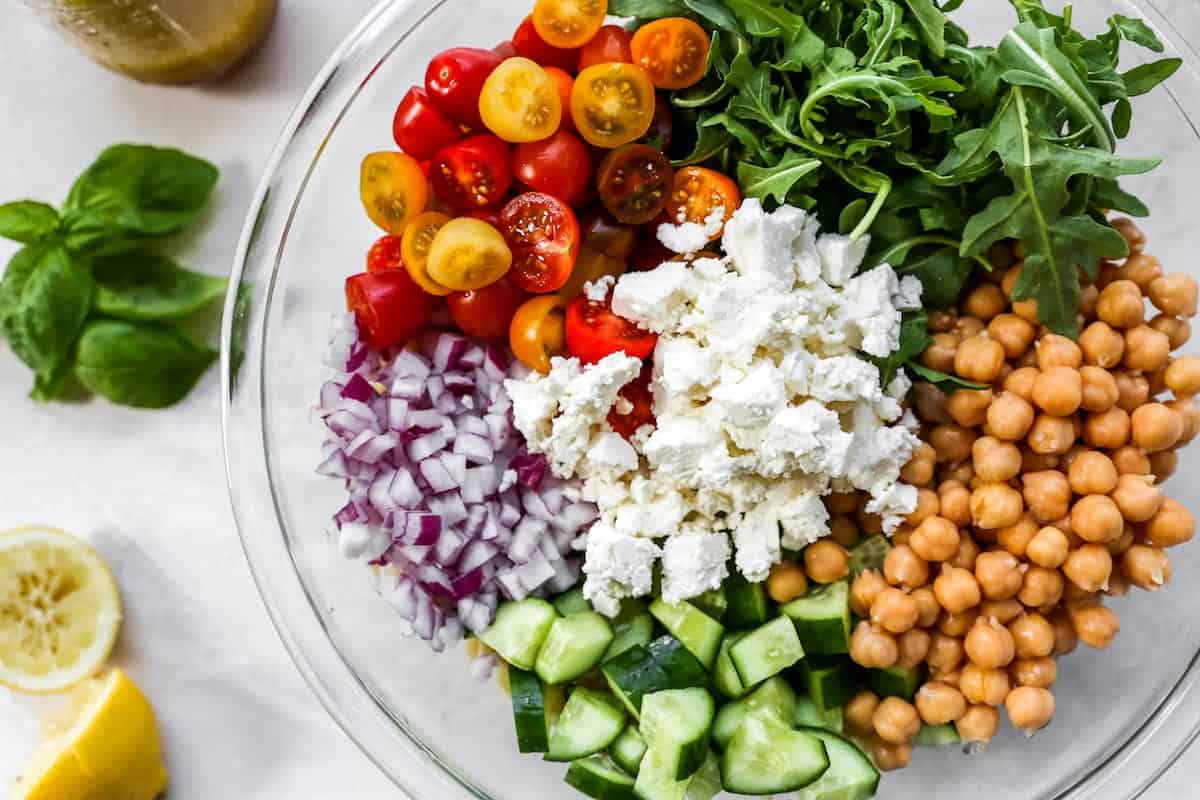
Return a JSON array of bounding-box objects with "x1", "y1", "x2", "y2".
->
[
  {"x1": 895, "y1": 275, "x2": 924, "y2": 311},
  {"x1": 582, "y1": 523, "x2": 662, "y2": 616},
  {"x1": 817, "y1": 232, "x2": 870, "y2": 287},
  {"x1": 588, "y1": 432, "x2": 639, "y2": 475},
  {"x1": 661, "y1": 531, "x2": 730, "y2": 604},
  {"x1": 584, "y1": 274, "x2": 616, "y2": 303}
]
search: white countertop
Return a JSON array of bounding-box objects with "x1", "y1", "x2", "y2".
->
[{"x1": 0, "y1": 2, "x2": 1196, "y2": 798}]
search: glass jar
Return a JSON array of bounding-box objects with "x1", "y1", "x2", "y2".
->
[{"x1": 18, "y1": 0, "x2": 278, "y2": 84}]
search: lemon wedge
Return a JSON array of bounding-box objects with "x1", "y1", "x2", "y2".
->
[
  {"x1": 0, "y1": 526, "x2": 122, "y2": 693},
  {"x1": 12, "y1": 668, "x2": 169, "y2": 800}
]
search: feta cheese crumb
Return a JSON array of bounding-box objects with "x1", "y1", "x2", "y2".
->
[
  {"x1": 657, "y1": 207, "x2": 727, "y2": 255},
  {"x1": 584, "y1": 274, "x2": 616, "y2": 303},
  {"x1": 661, "y1": 531, "x2": 730, "y2": 604}
]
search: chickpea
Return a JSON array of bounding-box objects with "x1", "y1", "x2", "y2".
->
[
  {"x1": 1019, "y1": 566, "x2": 1065, "y2": 609},
  {"x1": 997, "y1": 514, "x2": 1039, "y2": 559},
  {"x1": 1012, "y1": 656, "x2": 1058, "y2": 689},
  {"x1": 873, "y1": 697, "x2": 921, "y2": 744},
  {"x1": 1070, "y1": 603, "x2": 1121, "y2": 649},
  {"x1": 922, "y1": 333, "x2": 960, "y2": 373},
  {"x1": 932, "y1": 668, "x2": 962, "y2": 689},
  {"x1": 1070, "y1": 495, "x2": 1125, "y2": 543},
  {"x1": 1047, "y1": 609, "x2": 1076, "y2": 656},
  {"x1": 1106, "y1": 569, "x2": 1131, "y2": 598},
  {"x1": 1096, "y1": 260, "x2": 1122, "y2": 290},
  {"x1": 960, "y1": 284, "x2": 1003, "y2": 319},
  {"x1": 1169, "y1": 399, "x2": 1200, "y2": 445},
  {"x1": 988, "y1": 314, "x2": 1037, "y2": 360},
  {"x1": 860, "y1": 507, "x2": 885, "y2": 538},
  {"x1": 1097, "y1": 280, "x2": 1146, "y2": 329},
  {"x1": 957, "y1": 704, "x2": 1000, "y2": 744},
  {"x1": 1026, "y1": 527, "x2": 1071, "y2": 569},
  {"x1": 931, "y1": 565, "x2": 982, "y2": 614},
  {"x1": 905, "y1": 516, "x2": 957, "y2": 563},
  {"x1": 851, "y1": 621, "x2": 900, "y2": 669},
  {"x1": 981, "y1": 598, "x2": 1025, "y2": 625},
  {"x1": 883, "y1": 545, "x2": 930, "y2": 591},
  {"x1": 852, "y1": 569, "x2": 888, "y2": 618},
  {"x1": 872, "y1": 588, "x2": 920, "y2": 635},
  {"x1": 1006, "y1": 687, "x2": 1056, "y2": 733},
  {"x1": 949, "y1": 532, "x2": 981, "y2": 571},
  {"x1": 1079, "y1": 321, "x2": 1126, "y2": 368},
  {"x1": 900, "y1": 443, "x2": 937, "y2": 486},
  {"x1": 1106, "y1": 525, "x2": 1136, "y2": 557},
  {"x1": 1150, "y1": 449, "x2": 1179, "y2": 484},
  {"x1": 1031, "y1": 367, "x2": 1083, "y2": 418},
  {"x1": 914, "y1": 382, "x2": 952, "y2": 424},
  {"x1": 766, "y1": 560, "x2": 809, "y2": 604},
  {"x1": 1110, "y1": 474, "x2": 1163, "y2": 523},
  {"x1": 1123, "y1": 325, "x2": 1172, "y2": 372},
  {"x1": 960, "y1": 663, "x2": 1011, "y2": 706},
  {"x1": 1150, "y1": 313, "x2": 1192, "y2": 351},
  {"x1": 1120, "y1": 544, "x2": 1171, "y2": 592},
  {"x1": 1027, "y1": 414, "x2": 1076, "y2": 456},
  {"x1": 1063, "y1": 582, "x2": 1098, "y2": 608},
  {"x1": 955, "y1": 316, "x2": 986, "y2": 340},
  {"x1": 916, "y1": 682, "x2": 967, "y2": 725},
  {"x1": 939, "y1": 608, "x2": 980, "y2": 638},
  {"x1": 970, "y1": 484, "x2": 1025, "y2": 530},
  {"x1": 1118, "y1": 252, "x2": 1163, "y2": 290},
  {"x1": 956, "y1": 335, "x2": 1007, "y2": 383},
  {"x1": 1112, "y1": 218, "x2": 1147, "y2": 255},
  {"x1": 1149, "y1": 274, "x2": 1199, "y2": 318},
  {"x1": 1111, "y1": 446, "x2": 1152, "y2": 476},
  {"x1": 1115, "y1": 371, "x2": 1152, "y2": 413},
  {"x1": 1037, "y1": 335, "x2": 1083, "y2": 370},
  {"x1": 991, "y1": 391, "x2": 1041, "y2": 444},
  {"x1": 939, "y1": 460, "x2": 976, "y2": 486},
  {"x1": 1067, "y1": 451, "x2": 1119, "y2": 495},
  {"x1": 827, "y1": 491, "x2": 861, "y2": 515},
  {"x1": 1021, "y1": 446, "x2": 1060, "y2": 473},
  {"x1": 906, "y1": 490, "x2": 941, "y2": 529},
  {"x1": 928, "y1": 632, "x2": 965, "y2": 674},
  {"x1": 1009, "y1": 612, "x2": 1055, "y2": 660},
  {"x1": 1081, "y1": 285, "x2": 1101, "y2": 319},
  {"x1": 845, "y1": 690, "x2": 881, "y2": 734},
  {"x1": 929, "y1": 425, "x2": 977, "y2": 465},
  {"x1": 869, "y1": 737, "x2": 913, "y2": 772},
  {"x1": 938, "y1": 482, "x2": 973, "y2": 527},
  {"x1": 1002, "y1": 264, "x2": 1022, "y2": 297},
  {"x1": 973, "y1": 551, "x2": 1023, "y2": 601},
  {"x1": 1063, "y1": 544, "x2": 1114, "y2": 593},
  {"x1": 1131, "y1": 403, "x2": 1184, "y2": 453},
  {"x1": 1021, "y1": 470, "x2": 1072, "y2": 522},
  {"x1": 1084, "y1": 407, "x2": 1132, "y2": 450},
  {"x1": 1165, "y1": 356, "x2": 1200, "y2": 397},
  {"x1": 1145, "y1": 498, "x2": 1196, "y2": 547},
  {"x1": 827, "y1": 516, "x2": 859, "y2": 550},
  {"x1": 947, "y1": 388, "x2": 994, "y2": 428},
  {"x1": 965, "y1": 618, "x2": 1016, "y2": 669},
  {"x1": 898, "y1": 628, "x2": 932, "y2": 667},
  {"x1": 1079, "y1": 367, "x2": 1120, "y2": 413},
  {"x1": 1013, "y1": 298, "x2": 1040, "y2": 324},
  {"x1": 805, "y1": 540, "x2": 850, "y2": 584},
  {"x1": 1003, "y1": 368, "x2": 1039, "y2": 404}
]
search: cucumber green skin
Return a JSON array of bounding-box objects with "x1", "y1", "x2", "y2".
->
[
  {"x1": 730, "y1": 616, "x2": 806, "y2": 687},
  {"x1": 723, "y1": 571, "x2": 770, "y2": 628},
  {"x1": 554, "y1": 587, "x2": 592, "y2": 616},
  {"x1": 547, "y1": 688, "x2": 628, "y2": 762},
  {"x1": 566, "y1": 755, "x2": 638, "y2": 800},
  {"x1": 867, "y1": 665, "x2": 924, "y2": 701},
  {"x1": 794, "y1": 696, "x2": 845, "y2": 733},
  {"x1": 691, "y1": 588, "x2": 728, "y2": 621},
  {"x1": 604, "y1": 613, "x2": 655, "y2": 664},
  {"x1": 782, "y1": 581, "x2": 852, "y2": 655},
  {"x1": 712, "y1": 677, "x2": 796, "y2": 750},
  {"x1": 509, "y1": 668, "x2": 550, "y2": 753},
  {"x1": 721, "y1": 714, "x2": 831, "y2": 795},
  {"x1": 634, "y1": 747, "x2": 688, "y2": 800},
  {"x1": 611, "y1": 726, "x2": 648, "y2": 776},
  {"x1": 849, "y1": 536, "x2": 892, "y2": 577},
  {"x1": 803, "y1": 655, "x2": 860, "y2": 713},
  {"x1": 640, "y1": 688, "x2": 715, "y2": 780},
  {"x1": 684, "y1": 754, "x2": 722, "y2": 800},
  {"x1": 480, "y1": 598, "x2": 558, "y2": 670},
  {"x1": 915, "y1": 723, "x2": 962, "y2": 747},
  {"x1": 650, "y1": 600, "x2": 725, "y2": 669},
  {"x1": 795, "y1": 727, "x2": 880, "y2": 800},
  {"x1": 536, "y1": 612, "x2": 615, "y2": 685},
  {"x1": 712, "y1": 635, "x2": 749, "y2": 700},
  {"x1": 602, "y1": 636, "x2": 709, "y2": 718}
]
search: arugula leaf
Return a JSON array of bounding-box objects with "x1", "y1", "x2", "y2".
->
[
  {"x1": 93, "y1": 251, "x2": 228, "y2": 321},
  {"x1": 1102, "y1": 15, "x2": 1165, "y2": 57},
  {"x1": 721, "y1": 0, "x2": 805, "y2": 38},
  {"x1": 908, "y1": 362, "x2": 990, "y2": 393},
  {"x1": 0, "y1": 202, "x2": 60, "y2": 244},
  {"x1": 605, "y1": 0, "x2": 686, "y2": 18},
  {"x1": 900, "y1": 0, "x2": 947, "y2": 58},
  {"x1": 75, "y1": 320, "x2": 217, "y2": 409},
  {"x1": 672, "y1": 117, "x2": 736, "y2": 166},
  {"x1": 1092, "y1": 177, "x2": 1149, "y2": 217},
  {"x1": 738, "y1": 151, "x2": 821, "y2": 204},
  {"x1": 1122, "y1": 58, "x2": 1183, "y2": 96},
  {"x1": 1, "y1": 245, "x2": 92, "y2": 389},
  {"x1": 681, "y1": 0, "x2": 742, "y2": 33},
  {"x1": 874, "y1": 311, "x2": 931, "y2": 386}
]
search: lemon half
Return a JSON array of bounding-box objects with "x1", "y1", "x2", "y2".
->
[{"x1": 0, "y1": 526, "x2": 122, "y2": 693}]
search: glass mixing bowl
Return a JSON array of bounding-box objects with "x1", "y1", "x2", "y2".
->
[{"x1": 221, "y1": 1, "x2": 1200, "y2": 797}]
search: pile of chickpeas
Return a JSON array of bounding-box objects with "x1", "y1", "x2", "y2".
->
[{"x1": 767, "y1": 219, "x2": 1200, "y2": 771}]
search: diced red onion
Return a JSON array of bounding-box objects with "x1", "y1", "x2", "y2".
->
[
  {"x1": 521, "y1": 488, "x2": 552, "y2": 523},
  {"x1": 404, "y1": 513, "x2": 442, "y2": 546},
  {"x1": 440, "y1": 452, "x2": 467, "y2": 485},
  {"x1": 342, "y1": 373, "x2": 375, "y2": 403},
  {"x1": 434, "y1": 528, "x2": 467, "y2": 566},
  {"x1": 391, "y1": 376, "x2": 425, "y2": 400},
  {"x1": 515, "y1": 551, "x2": 558, "y2": 593},
  {"x1": 459, "y1": 540, "x2": 498, "y2": 573},
  {"x1": 454, "y1": 432, "x2": 494, "y2": 464},
  {"x1": 509, "y1": 518, "x2": 549, "y2": 563},
  {"x1": 444, "y1": 372, "x2": 475, "y2": 395},
  {"x1": 460, "y1": 345, "x2": 485, "y2": 369},
  {"x1": 407, "y1": 409, "x2": 444, "y2": 432},
  {"x1": 452, "y1": 568, "x2": 486, "y2": 599},
  {"x1": 316, "y1": 450, "x2": 349, "y2": 479},
  {"x1": 511, "y1": 452, "x2": 548, "y2": 490},
  {"x1": 368, "y1": 468, "x2": 397, "y2": 512},
  {"x1": 433, "y1": 333, "x2": 470, "y2": 372},
  {"x1": 408, "y1": 430, "x2": 447, "y2": 462},
  {"x1": 347, "y1": 431, "x2": 399, "y2": 465},
  {"x1": 428, "y1": 492, "x2": 468, "y2": 527},
  {"x1": 420, "y1": 459, "x2": 456, "y2": 494},
  {"x1": 393, "y1": 350, "x2": 432, "y2": 381},
  {"x1": 387, "y1": 398, "x2": 409, "y2": 431},
  {"x1": 389, "y1": 470, "x2": 422, "y2": 510},
  {"x1": 398, "y1": 544, "x2": 432, "y2": 565},
  {"x1": 333, "y1": 502, "x2": 360, "y2": 529}
]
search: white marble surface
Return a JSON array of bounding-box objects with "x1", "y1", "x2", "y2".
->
[{"x1": 0, "y1": 1, "x2": 1197, "y2": 798}]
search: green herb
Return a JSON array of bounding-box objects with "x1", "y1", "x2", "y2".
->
[{"x1": 0, "y1": 144, "x2": 223, "y2": 408}]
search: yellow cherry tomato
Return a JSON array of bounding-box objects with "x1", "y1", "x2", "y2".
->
[
  {"x1": 360, "y1": 151, "x2": 427, "y2": 234},
  {"x1": 426, "y1": 217, "x2": 513, "y2": 291},
  {"x1": 510, "y1": 295, "x2": 569, "y2": 373},
  {"x1": 532, "y1": 0, "x2": 607, "y2": 49},
  {"x1": 480, "y1": 58, "x2": 563, "y2": 144},
  {"x1": 570, "y1": 62, "x2": 657, "y2": 148},
  {"x1": 401, "y1": 211, "x2": 453, "y2": 296}
]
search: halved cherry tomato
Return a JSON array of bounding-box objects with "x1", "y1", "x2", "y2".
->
[
  {"x1": 571, "y1": 63, "x2": 658, "y2": 148},
  {"x1": 533, "y1": 0, "x2": 607, "y2": 49},
  {"x1": 597, "y1": 144, "x2": 674, "y2": 225},
  {"x1": 392, "y1": 87, "x2": 462, "y2": 161},
  {"x1": 608, "y1": 366, "x2": 655, "y2": 439},
  {"x1": 666, "y1": 166, "x2": 741, "y2": 240},
  {"x1": 401, "y1": 212, "x2": 453, "y2": 296},
  {"x1": 513, "y1": 130, "x2": 594, "y2": 205},
  {"x1": 543, "y1": 67, "x2": 576, "y2": 132},
  {"x1": 630, "y1": 235, "x2": 674, "y2": 271},
  {"x1": 513, "y1": 16, "x2": 580, "y2": 72},
  {"x1": 346, "y1": 270, "x2": 434, "y2": 350},
  {"x1": 367, "y1": 235, "x2": 405, "y2": 273},
  {"x1": 448, "y1": 276, "x2": 528, "y2": 341},
  {"x1": 361, "y1": 152, "x2": 428, "y2": 234},
  {"x1": 426, "y1": 217, "x2": 513, "y2": 291},
  {"x1": 581, "y1": 208, "x2": 638, "y2": 260},
  {"x1": 630, "y1": 18, "x2": 711, "y2": 90},
  {"x1": 578, "y1": 25, "x2": 633, "y2": 71},
  {"x1": 466, "y1": 207, "x2": 504, "y2": 229},
  {"x1": 566, "y1": 292, "x2": 658, "y2": 364},
  {"x1": 425, "y1": 47, "x2": 503, "y2": 129},
  {"x1": 557, "y1": 246, "x2": 627, "y2": 299},
  {"x1": 640, "y1": 93, "x2": 674, "y2": 150},
  {"x1": 494, "y1": 40, "x2": 518, "y2": 59},
  {"x1": 480, "y1": 57, "x2": 562, "y2": 144},
  {"x1": 430, "y1": 134, "x2": 513, "y2": 210},
  {"x1": 500, "y1": 193, "x2": 581, "y2": 294},
  {"x1": 511, "y1": 295, "x2": 569, "y2": 373}
]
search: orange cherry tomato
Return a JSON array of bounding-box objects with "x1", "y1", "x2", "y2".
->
[
  {"x1": 448, "y1": 276, "x2": 528, "y2": 341},
  {"x1": 630, "y1": 18, "x2": 711, "y2": 90},
  {"x1": 571, "y1": 63, "x2": 657, "y2": 148},
  {"x1": 500, "y1": 193, "x2": 581, "y2": 294},
  {"x1": 345, "y1": 270, "x2": 434, "y2": 351},
  {"x1": 479, "y1": 57, "x2": 562, "y2": 144},
  {"x1": 556, "y1": 246, "x2": 627, "y2": 299},
  {"x1": 608, "y1": 366, "x2": 655, "y2": 439},
  {"x1": 401, "y1": 212, "x2": 453, "y2": 296},
  {"x1": 367, "y1": 235, "x2": 405, "y2": 273},
  {"x1": 578, "y1": 25, "x2": 633, "y2": 71},
  {"x1": 360, "y1": 152, "x2": 428, "y2": 235},
  {"x1": 426, "y1": 217, "x2": 513, "y2": 291},
  {"x1": 665, "y1": 167, "x2": 741, "y2": 240},
  {"x1": 532, "y1": 0, "x2": 607, "y2": 49},
  {"x1": 566, "y1": 292, "x2": 658, "y2": 364},
  {"x1": 510, "y1": 295, "x2": 569, "y2": 373},
  {"x1": 597, "y1": 144, "x2": 674, "y2": 225},
  {"x1": 543, "y1": 67, "x2": 576, "y2": 132}
]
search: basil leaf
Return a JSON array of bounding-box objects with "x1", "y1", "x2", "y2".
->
[
  {"x1": 63, "y1": 144, "x2": 218, "y2": 248},
  {"x1": 0, "y1": 201, "x2": 60, "y2": 244},
  {"x1": 93, "y1": 251, "x2": 227, "y2": 322},
  {"x1": 1122, "y1": 58, "x2": 1183, "y2": 97},
  {"x1": 738, "y1": 151, "x2": 821, "y2": 205},
  {"x1": 75, "y1": 320, "x2": 217, "y2": 409},
  {"x1": 0, "y1": 240, "x2": 56, "y2": 326},
  {"x1": 1, "y1": 244, "x2": 93, "y2": 387}
]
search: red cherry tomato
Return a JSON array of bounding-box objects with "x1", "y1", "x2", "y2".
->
[
  {"x1": 392, "y1": 87, "x2": 462, "y2": 161},
  {"x1": 578, "y1": 25, "x2": 634, "y2": 71},
  {"x1": 499, "y1": 192, "x2": 581, "y2": 294},
  {"x1": 430, "y1": 134, "x2": 513, "y2": 210},
  {"x1": 543, "y1": 67, "x2": 576, "y2": 132},
  {"x1": 512, "y1": 130, "x2": 594, "y2": 205},
  {"x1": 425, "y1": 47, "x2": 503, "y2": 129},
  {"x1": 447, "y1": 276, "x2": 528, "y2": 340},
  {"x1": 494, "y1": 40, "x2": 518, "y2": 59},
  {"x1": 345, "y1": 270, "x2": 434, "y2": 350},
  {"x1": 566, "y1": 293, "x2": 658, "y2": 364},
  {"x1": 640, "y1": 93, "x2": 674, "y2": 151},
  {"x1": 608, "y1": 366, "x2": 655, "y2": 439},
  {"x1": 581, "y1": 208, "x2": 638, "y2": 260},
  {"x1": 466, "y1": 207, "x2": 504, "y2": 228},
  {"x1": 513, "y1": 15, "x2": 580, "y2": 72},
  {"x1": 629, "y1": 235, "x2": 674, "y2": 272},
  {"x1": 367, "y1": 235, "x2": 405, "y2": 273}
]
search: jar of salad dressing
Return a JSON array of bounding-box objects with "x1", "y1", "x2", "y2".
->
[{"x1": 17, "y1": 0, "x2": 277, "y2": 84}]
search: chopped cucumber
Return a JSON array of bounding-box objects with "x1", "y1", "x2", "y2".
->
[
  {"x1": 509, "y1": 668, "x2": 550, "y2": 753},
  {"x1": 712, "y1": 677, "x2": 796, "y2": 750},
  {"x1": 795, "y1": 728, "x2": 880, "y2": 800},
  {"x1": 566, "y1": 754, "x2": 637, "y2": 800},
  {"x1": 547, "y1": 688, "x2": 627, "y2": 762},
  {"x1": 794, "y1": 695, "x2": 845, "y2": 733},
  {"x1": 712, "y1": 634, "x2": 749, "y2": 700},
  {"x1": 915, "y1": 723, "x2": 962, "y2": 748},
  {"x1": 602, "y1": 635, "x2": 709, "y2": 718},
  {"x1": 480, "y1": 598, "x2": 558, "y2": 670},
  {"x1": 611, "y1": 726, "x2": 648, "y2": 776},
  {"x1": 729, "y1": 616, "x2": 805, "y2": 687},
  {"x1": 868, "y1": 664, "x2": 924, "y2": 701},
  {"x1": 724, "y1": 570, "x2": 770, "y2": 628},
  {"x1": 605, "y1": 613, "x2": 655, "y2": 663},
  {"x1": 721, "y1": 714, "x2": 830, "y2": 794},
  {"x1": 554, "y1": 587, "x2": 592, "y2": 616},
  {"x1": 640, "y1": 688, "x2": 714, "y2": 780},
  {"x1": 633, "y1": 746, "x2": 686, "y2": 800},
  {"x1": 711, "y1": 702, "x2": 745, "y2": 752},
  {"x1": 802, "y1": 655, "x2": 859, "y2": 713},
  {"x1": 536, "y1": 612, "x2": 615, "y2": 685},
  {"x1": 783, "y1": 580, "x2": 852, "y2": 655},
  {"x1": 650, "y1": 600, "x2": 725, "y2": 668},
  {"x1": 849, "y1": 536, "x2": 891, "y2": 577},
  {"x1": 691, "y1": 588, "x2": 727, "y2": 621},
  {"x1": 684, "y1": 754, "x2": 722, "y2": 800}
]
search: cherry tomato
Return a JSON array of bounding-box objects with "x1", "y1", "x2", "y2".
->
[
  {"x1": 430, "y1": 134, "x2": 513, "y2": 210},
  {"x1": 666, "y1": 166, "x2": 741, "y2": 240},
  {"x1": 579, "y1": 25, "x2": 633, "y2": 71},
  {"x1": 639, "y1": 93, "x2": 674, "y2": 151},
  {"x1": 494, "y1": 40, "x2": 518, "y2": 59},
  {"x1": 361, "y1": 152, "x2": 428, "y2": 235},
  {"x1": 566, "y1": 292, "x2": 658, "y2": 364},
  {"x1": 513, "y1": 130, "x2": 593, "y2": 204},
  {"x1": 596, "y1": 144, "x2": 674, "y2": 225},
  {"x1": 544, "y1": 67, "x2": 576, "y2": 132},
  {"x1": 401, "y1": 212, "x2": 453, "y2": 296},
  {"x1": 448, "y1": 276, "x2": 528, "y2": 340},
  {"x1": 425, "y1": 47, "x2": 503, "y2": 129},
  {"x1": 427, "y1": 217, "x2": 513, "y2": 291},
  {"x1": 571, "y1": 63, "x2": 658, "y2": 148},
  {"x1": 367, "y1": 235, "x2": 405, "y2": 273},
  {"x1": 557, "y1": 246, "x2": 627, "y2": 299},
  {"x1": 345, "y1": 270, "x2": 434, "y2": 350},
  {"x1": 533, "y1": 0, "x2": 607, "y2": 49},
  {"x1": 630, "y1": 18, "x2": 711, "y2": 90},
  {"x1": 466, "y1": 207, "x2": 504, "y2": 228},
  {"x1": 581, "y1": 209, "x2": 638, "y2": 259},
  {"x1": 510, "y1": 295, "x2": 569, "y2": 373},
  {"x1": 513, "y1": 15, "x2": 580, "y2": 72},
  {"x1": 392, "y1": 87, "x2": 462, "y2": 161},
  {"x1": 500, "y1": 193, "x2": 581, "y2": 294},
  {"x1": 608, "y1": 366, "x2": 655, "y2": 439},
  {"x1": 630, "y1": 236, "x2": 674, "y2": 272},
  {"x1": 480, "y1": 57, "x2": 562, "y2": 144}
]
